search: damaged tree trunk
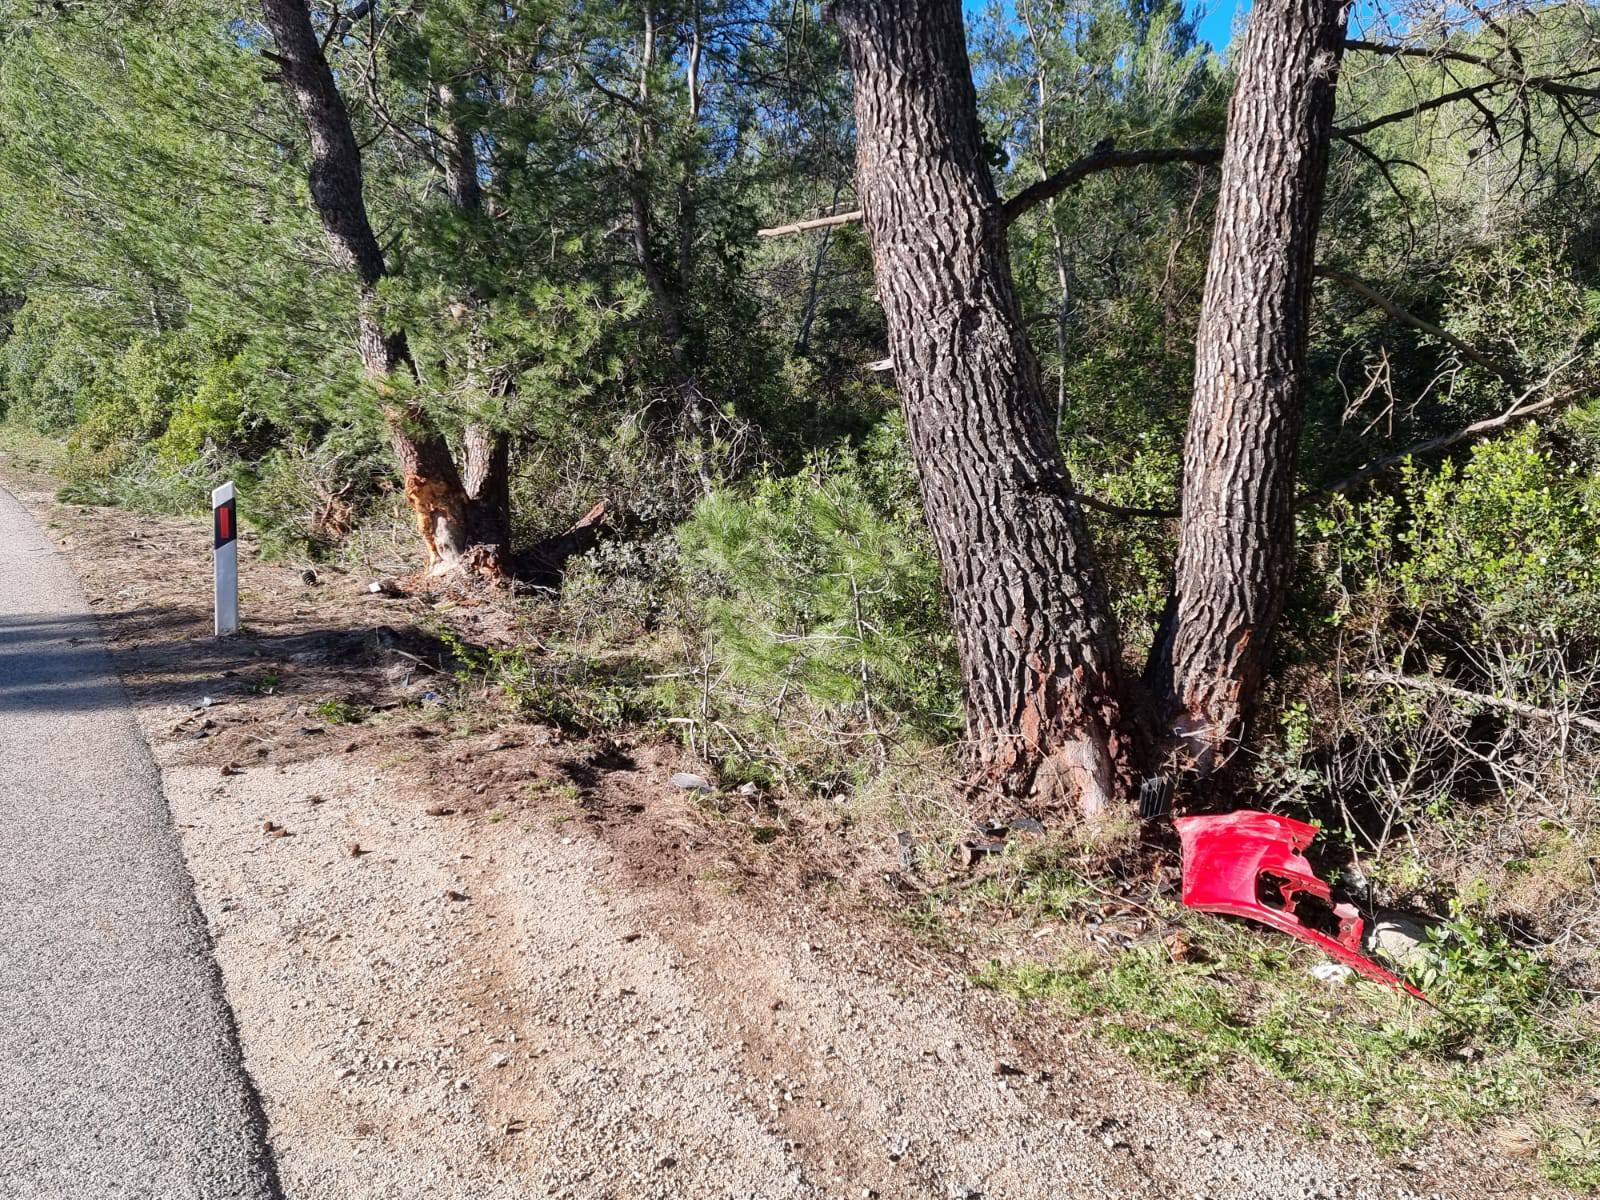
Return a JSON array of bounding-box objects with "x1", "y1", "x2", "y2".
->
[
  {"x1": 1147, "y1": 0, "x2": 1351, "y2": 777},
  {"x1": 258, "y1": 0, "x2": 499, "y2": 578},
  {"x1": 832, "y1": 0, "x2": 1145, "y2": 816}
]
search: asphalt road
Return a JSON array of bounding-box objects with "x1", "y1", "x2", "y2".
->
[{"x1": 0, "y1": 484, "x2": 280, "y2": 1199}]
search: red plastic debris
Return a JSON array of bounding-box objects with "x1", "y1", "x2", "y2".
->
[{"x1": 1174, "y1": 810, "x2": 1426, "y2": 1000}]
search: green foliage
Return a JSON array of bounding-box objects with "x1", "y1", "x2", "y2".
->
[
  {"x1": 681, "y1": 422, "x2": 959, "y2": 740},
  {"x1": 1309, "y1": 427, "x2": 1600, "y2": 643}
]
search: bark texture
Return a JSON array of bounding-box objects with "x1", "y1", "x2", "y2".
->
[
  {"x1": 259, "y1": 0, "x2": 496, "y2": 577},
  {"x1": 833, "y1": 0, "x2": 1142, "y2": 814},
  {"x1": 1149, "y1": 0, "x2": 1351, "y2": 774}
]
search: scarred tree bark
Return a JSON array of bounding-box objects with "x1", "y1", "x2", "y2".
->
[
  {"x1": 832, "y1": 0, "x2": 1145, "y2": 815},
  {"x1": 1147, "y1": 0, "x2": 1352, "y2": 774},
  {"x1": 258, "y1": 0, "x2": 502, "y2": 577}
]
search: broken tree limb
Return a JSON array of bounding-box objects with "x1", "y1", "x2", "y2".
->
[
  {"x1": 1301, "y1": 360, "x2": 1584, "y2": 504},
  {"x1": 757, "y1": 209, "x2": 865, "y2": 238},
  {"x1": 522, "y1": 500, "x2": 611, "y2": 585},
  {"x1": 756, "y1": 144, "x2": 1222, "y2": 238},
  {"x1": 1316, "y1": 266, "x2": 1523, "y2": 387},
  {"x1": 1360, "y1": 670, "x2": 1600, "y2": 737},
  {"x1": 1000, "y1": 144, "x2": 1222, "y2": 224},
  {"x1": 1075, "y1": 493, "x2": 1178, "y2": 520},
  {"x1": 1344, "y1": 39, "x2": 1600, "y2": 100}
]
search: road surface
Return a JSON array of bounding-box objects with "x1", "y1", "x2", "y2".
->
[{"x1": 0, "y1": 484, "x2": 280, "y2": 1199}]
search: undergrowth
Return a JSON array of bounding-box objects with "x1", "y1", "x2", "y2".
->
[{"x1": 967, "y1": 848, "x2": 1600, "y2": 1189}]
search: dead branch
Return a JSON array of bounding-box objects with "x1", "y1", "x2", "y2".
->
[
  {"x1": 757, "y1": 209, "x2": 864, "y2": 238},
  {"x1": 1360, "y1": 670, "x2": 1600, "y2": 736},
  {"x1": 1345, "y1": 39, "x2": 1600, "y2": 102},
  {"x1": 999, "y1": 144, "x2": 1222, "y2": 224},
  {"x1": 756, "y1": 144, "x2": 1222, "y2": 238},
  {"x1": 1075, "y1": 493, "x2": 1177, "y2": 520},
  {"x1": 1302, "y1": 359, "x2": 1584, "y2": 504},
  {"x1": 1316, "y1": 266, "x2": 1523, "y2": 386}
]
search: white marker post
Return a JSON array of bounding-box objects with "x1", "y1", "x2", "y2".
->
[{"x1": 213, "y1": 481, "x2": 239, "y2": 636}]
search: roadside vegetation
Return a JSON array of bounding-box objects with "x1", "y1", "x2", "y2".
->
[{"x1": 3, "y1": 0, "x2": 1599, "y2": 1188}]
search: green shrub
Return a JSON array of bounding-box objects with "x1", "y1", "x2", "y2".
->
[
  {"x1": 1309, "y1": 426, "x2": 1600, "y2": 643},
  {"x1": 680, "y1": 423, "x2": 960, "y2": 742}
]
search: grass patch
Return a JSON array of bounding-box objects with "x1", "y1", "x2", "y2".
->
[
  {"x1": 967, "y1": 853, "x2": 1600, "y2": 1184},
  {"x1": 312, "y1": 696, "x2": 368, "y2": 724}
]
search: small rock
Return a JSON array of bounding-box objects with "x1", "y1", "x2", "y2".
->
[
  {"x1": 1368, "y1": 913, "x2": 1436, "y2": 970},
  {"x1": 489, "y1": 1053, "x2": 510, "y2": 1068},
  {"x1": 896, "y1": 831, "x2": 916, "y2": 871},
  {"x1": 367, "y1": 579, "x2": 403, "y2": 597},
  {"x1": 656, "y1": 1156, "x2": 678, "y2": 1170},
  {"x1": 1309, "y1": 962, "x2": 1353, "y2": 984},
  {"x1": 346, "y1": 842, "x2": 365, "y2": 858},
  {"x1": 957, "y1": 838, "x2": 1007, "y2": 868},
  {"x1": 221, "y1": 763, "x2": 243, "y2": 777},
  {"x1": 445, "y1": 889, "x2": 470, "y2": 902},
  {"x1": 424, "y1": 805, "x2": 456, "y2": 817},
  {"x1": 670, "y1": 772, "x2": 714, "y2": 793}
]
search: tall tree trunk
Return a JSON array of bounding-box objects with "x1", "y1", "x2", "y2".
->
[
  {"x1": 1147, "y1": 0, "x2": 1351, "y2": 775},
  {"x1": 258, "y1": 0, "x2": 486, "y2": 577},
  {"x1": 438, "y1": 81, "x2": 514, "y2": 577},
  {"x1": 630, "y1": 3, "x2": 714, "y2": 438},
  {"x1": 833, "y1": 0, "x2": 1144, "y2": 816}
]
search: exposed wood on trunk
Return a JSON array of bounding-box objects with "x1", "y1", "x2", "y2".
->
[
  {"x1": 1149, "y1": 0, "x2": 1352, "y2": 777},
  {"x1": 258, "y1": 0, "x2": 484, "y2": 578},
  {"x1": 832, "y1": 0, "x2": 1145, "y2": 816}
]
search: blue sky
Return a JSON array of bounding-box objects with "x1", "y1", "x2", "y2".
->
[
  {"x1": 961, "y1": 0, "x2": 1253, "y2": 56},
  {"x1": 1192, "y1": 0, "x2": 1248, "y2": 51}
]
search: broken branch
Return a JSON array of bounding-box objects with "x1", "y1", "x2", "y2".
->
[
  {"x1": 1316, "y1": 266, "x2": 1522, "y2": 387},
  {"x1": 1302, "y1": 362, "x2": 1584, "y2": 504},
  {"x1": 757, "y1": 209, "x2": 864, "y2": 238},
  {"x1": 757, "y1": 144, "x2": 1223, "y2": 238},
  {"x1": 1360, "y1": 670, "x2": 1600, "y2": 737},
  {"x1": 999, "y1": 144, "x2": 1222, "y2": 224}
]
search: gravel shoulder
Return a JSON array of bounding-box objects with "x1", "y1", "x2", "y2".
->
[{"x1": 0, "y1": 450, "x2": 1549, "y2": 1200}]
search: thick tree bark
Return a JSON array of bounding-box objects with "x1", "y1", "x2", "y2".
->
[
  {"x1": 833, "y1": 0, "x2": 1144, "y2": 815},
  {"x1": 1147, "y1": 0, "x2": 1351, "y2": 775},
  {"x1": 258, "y1": 0, "x2": 491, "y2": 578}
]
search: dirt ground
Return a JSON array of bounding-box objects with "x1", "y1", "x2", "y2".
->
[{"x1": 0, "y1": 451, "x2": 1558, "y2": 1200}]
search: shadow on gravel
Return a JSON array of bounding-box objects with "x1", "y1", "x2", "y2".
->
[{"x1": 0, "y1": 607, "x2": 460, "y2": 718}]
